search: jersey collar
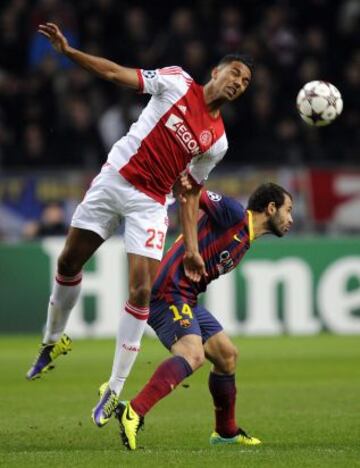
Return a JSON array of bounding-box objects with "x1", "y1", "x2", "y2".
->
[{"x1": 246, "y1": 210, "x2": 255, "y2": 243}]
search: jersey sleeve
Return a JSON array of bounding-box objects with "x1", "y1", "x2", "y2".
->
[
  {"x1": 187, "y1": 134, "x2": 228, "y2": 185},
  {"x1": 187, "y1": 150, "x2": 226, "y2": 186},
  {"x1": 137, "y1": 66, "x2": 192, "y2": 95},
  {"x1": 199, "y1": 190, "x2": 246, "y2": 228}
]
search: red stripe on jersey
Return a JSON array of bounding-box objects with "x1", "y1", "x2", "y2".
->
[
  {"x1": 136, "y1": 68, "x2": 144, "y2": 93},
  {"x1": 159, "y1": 71, "x2": 183, "y2": 76},
  {"x1": 159, "y1": 66, "x2": 183, "y2": 75}
]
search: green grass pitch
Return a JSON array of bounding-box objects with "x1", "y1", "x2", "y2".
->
[{"x1": 1, "y1": 335, "x2": 360, "y2": 467}]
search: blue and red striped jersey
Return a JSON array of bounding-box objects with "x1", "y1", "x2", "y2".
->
[{"x1": 151, "y1": 190, "x2": 254, "y2": 306}]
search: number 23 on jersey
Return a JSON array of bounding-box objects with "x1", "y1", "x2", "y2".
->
[{"x1": 145, "y1": 228, "x2": 165, "y2": 250}]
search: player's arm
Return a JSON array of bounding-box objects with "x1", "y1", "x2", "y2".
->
[
  {"x1": 179, "y1": 184, "x2": 207, "y2": 282},
  {"x1": 38, "y1": 23, "x2": 139, "y2": 89}
]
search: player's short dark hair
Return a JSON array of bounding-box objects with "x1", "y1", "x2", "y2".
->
[
  {"x1": 247, "y1": 183, "x2": 292, "y2": 212},
  {"x1": 218, "y1": 53, "x2": 254, "y2": 75}
]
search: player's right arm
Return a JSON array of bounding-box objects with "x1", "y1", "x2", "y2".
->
[
  {"x1": 38, "y1": 23, "x2": 140, "y2": 90},
  {"x1": 179, "y1": 184, "x2": 207, "y2": 283}
]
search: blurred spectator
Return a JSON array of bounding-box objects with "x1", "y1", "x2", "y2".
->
[
  {"x1": 22, "y1": 202, "x2": 67, "y2": 239},
  {"x1": 216, "y1": 5, "x2": 244, "y2": 56},
  {"x1": 182, "y1": 40, "x2": 208, "y2": 82},
  {"x1": 54, "y1": 96, "x2": 105, "y2": 167},
  {"x1": 118, "y1": 6, "x2": 154, "y2": 67},
  {"x1": 261, "y1": 5, "x2": 299, "y2": 68},
  {"x1": 28, "y1": 0, "x2": 78, "y2": 70},
  {"x1": 0, "y1": 0, "x2": 358, "y2": 170},
  {"x1": 0, "y1": 1, "x2": 28, "y2": 73},
  {"x1": 275, "y1": 118, "x2": 303, "y2": 165},
  {"x1": 159, "y1": 8, "x2": 198, "y2": 65},
  {"x1": 98, "y1": 91, "x2": 145, "y2": 151},
  {"x1": 21, "y1": 122, "x2": 48, "y2": 167}
]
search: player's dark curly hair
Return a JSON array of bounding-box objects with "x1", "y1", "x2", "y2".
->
[
  {"x1": 218, "y1": 53, "x2": 254, "y2": 75},
  {"x1": 247, "y1": 183, "x2": 292, "y2": 212}
]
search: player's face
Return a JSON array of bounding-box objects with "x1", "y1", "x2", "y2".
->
[
  {"x1": 212, "y1": 61, "x2": 251, "y2": 101},
  {"x1": 267, "y1": 195, "x2": 293, "y2": 237}
]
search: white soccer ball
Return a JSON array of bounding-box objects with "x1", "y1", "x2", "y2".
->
[{"x1": 296, "y1": 80, "x2": 343, "y2": 126}]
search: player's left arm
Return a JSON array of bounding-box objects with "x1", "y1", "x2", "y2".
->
[{"x1": 179, "y1": 184, "x2": 207, "y2": 282}]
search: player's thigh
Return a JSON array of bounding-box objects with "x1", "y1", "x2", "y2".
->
[
  {"x1": 148, "y1": 300, "x2": 202, "y2": 352},
  {"x1": 71, "y1": 163, "x2": 124, "y2": 241},
  {"x1": 204, "y1": 331, "x2": 238, "y2": 374},
  {"x1": 124, "y1": 193, "x2": 168, "y2": 262},
  {"x1": 194, "y1": 305, "x2": 223, "y2": 345}
]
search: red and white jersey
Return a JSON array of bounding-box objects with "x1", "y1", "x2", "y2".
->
[{"x1": 107, "y1": 66, "x2": 228, "y2": 205}]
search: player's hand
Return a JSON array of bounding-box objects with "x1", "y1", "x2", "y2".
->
[
  {"x1": 183, "y1": 251, "x2": 207, "y2": 282},
  {"x1": 38, "y1": 23, "x2": 69, "y2": 54},
  {"x1": 173, "y1": 174, "x2": 193, "y2": 204}
]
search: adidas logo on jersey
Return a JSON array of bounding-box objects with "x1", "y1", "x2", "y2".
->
[
  {"x1": 165, "y1": 114, "x2": 200, "y2": 156},
  {"x1": 178, "y1": 105, "x2": 187, "y2": 114}
]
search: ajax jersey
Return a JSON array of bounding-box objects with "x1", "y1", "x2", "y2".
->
[{"x1": 107, "y1": 67, "x2": 228, "y2": 205}]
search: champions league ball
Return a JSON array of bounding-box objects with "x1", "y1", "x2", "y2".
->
[{"x1": 296, "y1": 80, "x2": 343, "y2": 126}]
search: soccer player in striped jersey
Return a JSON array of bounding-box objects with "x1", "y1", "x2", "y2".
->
[
  {"x1": 26, "y1": 22, "x2": 253, "y2": 428},
  {"x1": 116, "y1": 183, "x2": 293, "y2": 450}
]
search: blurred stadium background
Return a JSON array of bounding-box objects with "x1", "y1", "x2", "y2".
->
[
  {"x1": 1, "y1": 1, "x2": 360, "y2": 466},
  {"x1": 0, "y1": 0, "x2": 359, "y2": 335}
]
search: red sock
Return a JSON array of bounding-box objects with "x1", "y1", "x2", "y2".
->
[
  {"x1": 131, "y1": 356, "x2": 192, "y2": 416},
  {"x1": 208, "y1": 372, "x2": 238, "y2": 438}
]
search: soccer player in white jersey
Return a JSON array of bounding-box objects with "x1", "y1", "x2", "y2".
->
[{"x1": 26, "y1": 22, "x2": 253, "y2": 428}]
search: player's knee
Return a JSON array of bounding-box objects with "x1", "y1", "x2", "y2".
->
[
  {"x1": 186, "y1": 350, "x2": 205, "y2": 371},
  {"x1": 57, "y1": 252, "x2": 82, "y2": 277},
  {"x1": 129, "y1": 284, "x2": 152, "y2": 308},
  {"x1": 220, "y1": 345, "x2": 238, "y2": 374}
]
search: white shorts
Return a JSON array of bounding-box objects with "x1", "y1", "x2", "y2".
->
[{"x1": 71, "y1": 163, "x2": 169, "y2": 260}]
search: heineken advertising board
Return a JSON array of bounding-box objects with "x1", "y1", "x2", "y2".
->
[{"x1": 0, "y1": 237, "x2": 359, "y2": 335}]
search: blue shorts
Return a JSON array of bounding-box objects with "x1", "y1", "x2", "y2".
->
[{"x1": 148, "y1": 299, "x2": 223, "y2": 350}]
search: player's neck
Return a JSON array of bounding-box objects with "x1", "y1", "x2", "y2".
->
[
  {"x1": 203, "y1": 83, "x2": 224, "y2": 118},
  {"x1": 251, "y1": 212, "x2": 271, "y2": 239}
]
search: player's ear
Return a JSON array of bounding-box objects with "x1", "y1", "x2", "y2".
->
[
  {"x1": 266, "y1": 201, "x2": 277, "y2": 216},
  {"x1": 211, "y1": 66, "x2": 219, "y2": 80}
]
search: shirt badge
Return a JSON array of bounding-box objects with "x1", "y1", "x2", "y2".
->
[
  {"x1": 200, "y1": 130, "x2": 212, "y2": 146},
  {"x1": 143, "y1": 70, "x2": 156, "y2": 79}
]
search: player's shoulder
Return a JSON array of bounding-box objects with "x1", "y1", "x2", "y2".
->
[
  {"x1": 157, "y1": 66, "x2": 193, "y2": 85},
  {"x1": 140, "y1": 66, "x2": 193, "y2": 96},
  {"x1": 206, "y1": 190, "x2": 245, "y2": 210},
  {"x1": 158, "y1": 66, "x2": 192, "y2": 78}
]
